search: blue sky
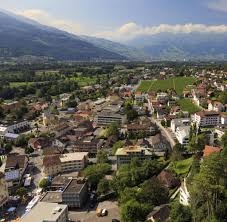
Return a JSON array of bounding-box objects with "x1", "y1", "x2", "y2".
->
[{"x1": 0, "y1": 0, "x2": 227, "y2": 40}]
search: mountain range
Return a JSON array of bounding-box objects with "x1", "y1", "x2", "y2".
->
[{"x1": 0, "y1": 10, "x2": 227, "y2": 61}]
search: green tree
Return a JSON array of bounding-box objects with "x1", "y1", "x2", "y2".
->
[
  {"x1": 25, "y1": 146, "x2": 34, "y2": 154},
  {"x1": 170, "y1": 202, "x2": 192, "y2": 222},
  {"x1": 16, "y1": 187, "x2": 27, "y2": 198},
  {"x1": 97, "y1": 150, "x2": 108, "y2": 164},
  {"x1": 106, "y1": 123, "x2": 119, "y2": 137},
  {"x1": 121, "y1": 199, "x2": 147, "y2": 222},
  {"x1": 112, "y1": 140, "x2": 124, "y2": 155},
  {"x1": 97, "y1": 178, "x2": 110, "y2": 195},
  {"x1": 15, "y1": 135, "x2": 28, "y2": 147},
  {"x1": 82, "y1": 163, "x2": 111, "y2": 188},
  {"x1": 39, "y1": 178, "x2": 50, "y2": 189}
]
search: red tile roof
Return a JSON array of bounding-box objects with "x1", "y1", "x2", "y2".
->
[{"x1": 203, "y1": 145, "x2": 221, "y2": 157}]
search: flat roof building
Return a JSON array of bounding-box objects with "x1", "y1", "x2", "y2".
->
[{"x1": 21, "y1": 202, "x2": 68, "y2": 222}]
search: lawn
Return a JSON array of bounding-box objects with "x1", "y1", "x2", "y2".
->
[
  {"x1": 137, "y1": 77, "x2": 196, "y2": 95},
  {"x1": 71, "y1": 76, "x2": 97, "y2": 87},
  {"x1": 10, "y1": 82, "x2": 35, "y2": 87},
  {"x1": 172, "y1": 157, "x2": 193, "y2": 175},
  {"x1": 177, "y1": 99, "x2": 202, "y2": 114}
]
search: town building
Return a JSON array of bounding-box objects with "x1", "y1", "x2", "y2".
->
[
  {"x1": 147, "y1": 204, "x2": 170, "y2": 222},
  {"x1": 193, "y1": 111, "x2": 220, "y2": 127},
  {"x1": 20, "y1": 202, "x2": 68, "y2": 222},
  {"x1": 175, "y1": 125, "x2": 190, "y2": 145},
  {"x1": 73, "y1": 136, "x2": 103, "y2": 156},
  {"x1": 115, "y1": 146, "x2": 154, "y2": 168},
  {"x1": 95, "y1": 111, "x2": 126, "y2": 127},
  {"x1": 43, "y1": 152, "x2": 88, "y2": 176},
  {"x1": 4, "y1": 154, "x2": 29, "y2": 190},
  {"x1": 171, "y1": 118, "x2": 191, "y2": 132},
  {"x1": 203, "y1": 145, "x2": 221, "y2": 157},
  {"x1": 60, "y1": 152, "x2": 88, "y2": 173},
  {"x1": 149, "y1": 134, "x2": 170, "y2": 156},
  {"x1": 42, "y1": 178, "x2": 88, "y2": 208}
]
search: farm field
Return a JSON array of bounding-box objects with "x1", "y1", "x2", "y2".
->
[
  {"x1": 137, "y1": 77, "x2": 196, "y2": 95},
  {"x1": 177, "y1": 99, "x2": 202, "y2": 114}
]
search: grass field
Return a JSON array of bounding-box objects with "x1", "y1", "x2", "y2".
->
[
  {"x1": 177, "y1": 99, "x2": 202, "y2": 114},
  {"x1": 71, "y1": 77, "x2": 97, "y2": 87},
  {"x1": 172, "y1": 157, "x2": 193, "y2": 175},
  {"x1": 137, "y1": 77, "x2": 196, "y2": 95}
]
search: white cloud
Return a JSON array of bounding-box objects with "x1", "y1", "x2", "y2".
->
[
  {"x1": 208, "y1": 0, "x2": 227, "y2": 12},
  {"x1": 95, "y1": 22, "x2": 227, "y2": 41},
  {"x1": 17, "y1": 9, "x2": 83, "y2": 34}
]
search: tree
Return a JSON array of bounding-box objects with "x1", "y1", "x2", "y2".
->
[
  {"x1": 112, "y1": 140, "x2": 124, "y2": 155},
  {"x1": 82, "y1": 163, "x2": 111, "y2": 188},
  {"x1": 16, "y1": 187, "x2": 27, "y2": 198},
  {"x1": 15, "y1": 135, "x2": 28, "y2": 147},
  {"x1": 170, "y1": 202, "x2": 192, "y2": 222},
  {"x1": 221, "y1": 132, "x2": 227, "y2": 149},
  {"x1": 97, "y1": 150, "x2": 108, "y2": 164},
  {"x1": 39, "y1": 178, "x2": 50, "y2": 189},
  {"x1": 97, "y1": 178, "x2": 110, "y2": 195},
  {"x1": 121, "y1": 199, "x2": 147, "y2": 222},
  {"x1": 126, "y1": 109, "x2": 138, "y2": 122},
  {"x1": 106, "y1": 123, "x2": 119, "y2": 137},
  {"x1": 191, "y1": 153, "x2": 224, "y2": 221}
]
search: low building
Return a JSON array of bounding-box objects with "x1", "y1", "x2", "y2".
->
[
  {"x1": 43, "y1": 155, "x2": 62, "y2": 176},
  {"x1": 158, "y1": 170, "x2": 180, "y2": 189},
  {"x1": 171, "y1": 118, "x2": 191, "y2": 132},
  {"x1": 203, "y1": 145, "x2": 221, "y2": 157},
  {"x1": 208, "y1": 101, "x2": 225, "y2": 112},
  {"x1": 62, "y1": 178, "x2": 88, "y2": 208},
  {"x1": 73, "y1": 136, "x2": 102, "y2": 156},
  {"x1": 193, "y1": 111, "x2": 220, "y2": 127},
  {"x1": 20, "y1": 202, "x2": 68, "y2": 222},
  {"x1": 149, "y1": 134, "x2": 170, "y2": 156},
  {"x1": 28, "y1": 137, "x2": 51, "y2": 149},
  {"x1": 42, "y1": 178, "x2": 88, "y2": 208},
  {"x1": 147, "y1": 204, "x2": 170, "y2": 222},
  {"x1": 4, "y1": 154, "x2": 29, "y2": 189},
  {"x1": 60, "y1": 152, "x2": 88, "y2": 173},
  {"x1": 115, "y1": 146, "x2": 154, "y2": 168},
  {"x1": 175, "y1": 125, "x2": 190, "y2": 145},
  {"x1": 156, "y1": 92, "x2": 169, "y2": 103},
  {"x1": 0, "y1": 172, "x2": 9, "y2": 207},
  {"x1": 43, "y1": 152, "x2": 88, "y2": 176},
  {"x1": 0, "y1": 120, "x2": 30, "y2": 135},
  {"x1": 95, "y1": 111, "x2": 126, "y2": 127}
]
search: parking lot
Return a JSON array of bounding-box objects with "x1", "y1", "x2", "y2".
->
[{"x1": 68, "y1": 201, "x2": 120, "y2": 222}]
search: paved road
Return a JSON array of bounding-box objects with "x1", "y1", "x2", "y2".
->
[{"x1": 150, "y1": 117, "x2": 176, "y2": 149}]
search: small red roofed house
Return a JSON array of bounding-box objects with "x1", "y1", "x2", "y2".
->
[{"x1": 203, "y1": 145, "x2": 221, "y2": 157}]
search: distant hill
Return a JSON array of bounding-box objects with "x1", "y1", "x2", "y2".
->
[
  {"x1": 0, "y1": 11, "x2": 125, "y2": 61},
  {"x1": 79, "y1": 35, "x2": 149, "y2": 61},
  {"x1": 126, "y1": 32, "x2": 227, "y2": 61}
]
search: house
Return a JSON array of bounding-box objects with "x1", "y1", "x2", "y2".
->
[
  {"x1": 203, "y1": 145, "x2": 221, "y2": 157},
  {"x1": 215, "y1": 126, "x2": 227, "y2": 139},
  {"x1": 28, "y1": 137, "x2": 51, "y2": 149},
  {"x1": 208, "y1": 101, "x2": 224, "y2": 112},
  {"x1": 43, "y1": 152, "x2": 88, "y2": 176},
  {"x1": 73, "y1": 136, "x2": 103, "y2": 156},
  {"x1": 115, "y1": 146, "x2": 154, "y2": 168},
  {"x1": 43, "y1": 147, "x2": 67, "y2": 156},
  {"x1": 156, "y1": 109, "x2": 167, "y2": 120},
  {"x1": 0, "y1": 120, "x2": 30, "y2": 135},
  {"x1": 42, "y1": 112, "x2": 57, "y2": 126},
  {"x1": 149, "y1": 134, "x2": 170, "y2": 156},
  {"x1": 4, "y1": 154, "x2": 29, "y2": 189},
  {"x1": 0, "y1": 172, "x2": 9, "y2": 207},
  {"x1": 43, "y1": 155, "x2": 62, "y2": 176},
  {"x1": 158, "y1": 170, "x2": 180, "y2": 189},
  {"x1": 193, "y1": 111, "x2": 220, "y2": 127},
  {"x1": 175, "y1": 125, "x2": 190, "y2": 145},
  {"x1": 156, "y1": 92, "x2": 169, "y2": 103},
  {"x1": 20, "y1": 202, "x2": 68, "y2": 222},
  {"x1": 53, "y1": 123, "x2": 72, "y2": 138},
  {"x1": 171, "y1": 118, "x2": 191, "y2": 132},
  {"x1": 0, "y1": 101, "x2": 21, "y2": 112},
  {"x1": 221, "y1": 113, "x2": 227, "y2": 125},
  {"x1": 147, "y1": 204, "x2": 170, "y2": 222}
]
